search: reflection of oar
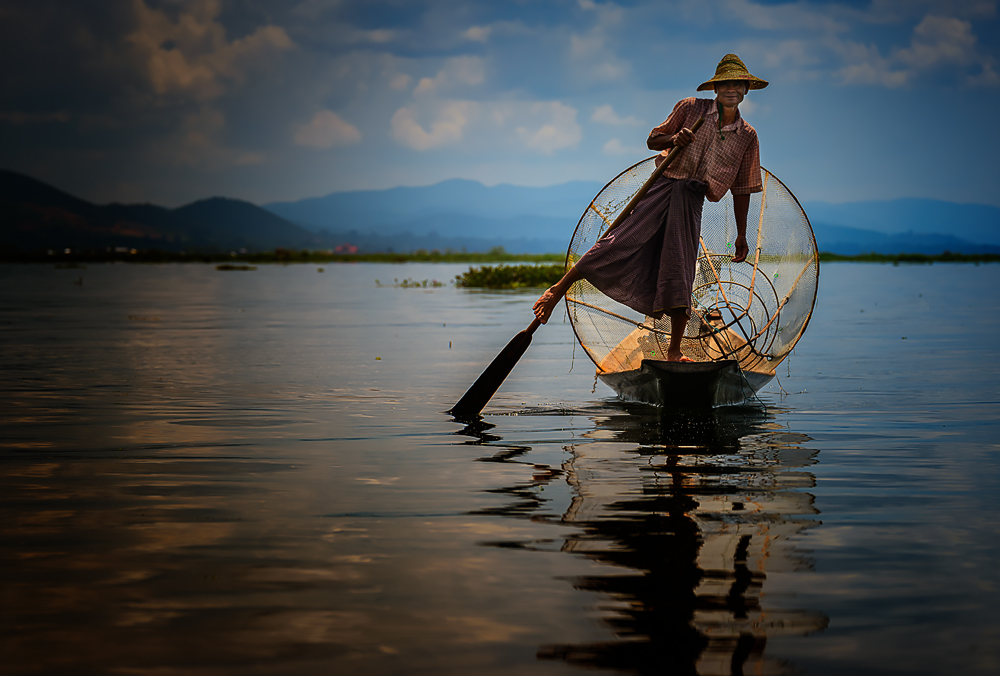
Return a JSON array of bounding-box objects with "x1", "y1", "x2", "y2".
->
[{"x1": 449, "y1": 117, "x2": 705, "y2": 419}]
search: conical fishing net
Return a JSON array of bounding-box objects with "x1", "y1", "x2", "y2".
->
[{"x1": 565, "y1": 159, "x2": 818, "y2": 378}]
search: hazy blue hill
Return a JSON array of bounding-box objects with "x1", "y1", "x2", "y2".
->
[
  {"x1": 0, "y1": 170, "x2": 187, "y2": 251},
  {"x1": 173, "y1": 197, "x2": 322, "y2": 250},
  {"x1": 0, "y1": 169, "x2": 97, "y2": 213},
  {"x1": 373, "y1": 211, "x2": 573, "y2": 241},
  {"x1": 804, "y1": 199, "x2": 1000, "y2": 246},
  {"x1": 6, "y1": 169, "x2": 999, "y2": 255},
  {"x1": 811, "y1": 222, "x2": 1000, "y2": 255},
  {"x1": 0, "y1": 171, "x2": 319, "y2": 253},
  {"x1": 268, "y1": 179, "x2": 1000, "y2": 254},
  {"x1": 263, "y1": 179, "x2": 601, "y2": 236},
  {"x1": 320, "y1": 228, "x2": 564, "y2": 255}
]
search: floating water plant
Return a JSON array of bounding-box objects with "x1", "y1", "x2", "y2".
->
[
  {"x1": 375, "y1": 278, "x2": 446, "y2": 288},
  {"x1": 455, "y1": 263, "x2": 566, "y2": 289}
]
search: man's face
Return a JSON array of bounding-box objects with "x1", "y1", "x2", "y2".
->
[{"x1": 714, "y1": 80, "x2": 747, "y2": 107}]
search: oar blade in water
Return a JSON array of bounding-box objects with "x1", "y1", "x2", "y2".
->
[{"x1": 450, "y1": 320, "x2": 539, "y2": 418}]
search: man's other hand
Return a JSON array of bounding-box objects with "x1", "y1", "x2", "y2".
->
[{"x1": 733, "y1": 236, "x2": 749, "y2": 263}]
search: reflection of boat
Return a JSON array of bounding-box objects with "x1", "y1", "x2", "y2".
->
[
  {"x1": 463, "y1": 405, "x2": 828, "y2": 674},
  {"x1": 596, "y1": 358, "x2": 771, "y2": 408},
  {"x1": 547, "y1": 416, "x2": 828, "y2": 674},
  {"x1": 565, "y1": 163, "x2": 819, "y2": 408}
]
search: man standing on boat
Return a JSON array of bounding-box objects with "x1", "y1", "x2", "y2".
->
[{"x1": 532, "y1": 54, "x2": 767, "y2": 362}]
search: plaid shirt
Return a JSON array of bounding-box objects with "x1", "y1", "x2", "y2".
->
[{"x1": 649, "y1": 97, "x2": 762, "y2": 203}]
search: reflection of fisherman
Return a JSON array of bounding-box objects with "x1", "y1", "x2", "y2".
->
[{"x1": 533, "y1": 54, "x2": 768, "y2": 362}]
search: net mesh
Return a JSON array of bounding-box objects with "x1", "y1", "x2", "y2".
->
[{"x1": 565, "y1": 159, "x2": 818, "y2": 377}]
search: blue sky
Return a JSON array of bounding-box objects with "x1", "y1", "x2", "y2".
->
[{"x1": 3, "y1": 0, "x2": 999, "y2": 208}]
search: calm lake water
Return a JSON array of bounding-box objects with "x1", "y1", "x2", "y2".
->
[{"x1": 2, "y1": 261, "x2": 998, "y2": 675}]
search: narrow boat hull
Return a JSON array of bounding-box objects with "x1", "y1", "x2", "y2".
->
[{"x1": 598, "y1": 359, "x2": 773, "y2": 408}]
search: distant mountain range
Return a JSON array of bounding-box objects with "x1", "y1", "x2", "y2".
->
[
  {"x1": 2, "y1": 169, "x2": 999, "y2": 255},
  {"x1": 806, "y1": 200, "x2": 1000, "y2": 254},
  {"x1": 264, "y1": 178, "x2": 597, "y2": 246},
  {"x1": 0, "y1": 170, "x2": 323, "y2": 254},
  {"x1": 264, "y1": 179, "x2": 1000, "y2": 255}
]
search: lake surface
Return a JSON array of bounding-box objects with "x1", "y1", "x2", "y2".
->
[{"x1": 2, "y1": 261, "x2": 998, "y2": 675}]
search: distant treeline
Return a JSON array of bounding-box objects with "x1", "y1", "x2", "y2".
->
[
  {"x1": 818, "y1": 251, "x2": 1000, "y2": 263},
  {"x1": 2, "y1": 247, "x2": 563, "y2": 264},
  {"x1": 5, "y1": 248, "x2": 999, "y2": 266}
]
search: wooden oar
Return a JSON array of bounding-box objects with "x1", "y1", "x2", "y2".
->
[
  {"x1": 449, "y1": 317, "x2": 541, "y2": 418},
  {"x1": 449, "y1": 117, "x2": 705, "y2": 418}
]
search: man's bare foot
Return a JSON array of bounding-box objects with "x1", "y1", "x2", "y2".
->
[
  {"x1": 666, "y1": 351, "x2": 694, "y2": 362},
  {"x1": 533, "y1": 286, "x2": 561, "y2": 324}
]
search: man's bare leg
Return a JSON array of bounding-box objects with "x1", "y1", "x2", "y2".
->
[
  {"x1": 533, "y1": 266, "x2": 583, "y2": 324},
  {"x1": 666, "y1": 307, "x2": 694, "y2": 362}
]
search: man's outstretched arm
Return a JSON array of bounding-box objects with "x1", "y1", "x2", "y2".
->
[{"x1": 733, "y1": 193, "x2": 750, "y2": 263}]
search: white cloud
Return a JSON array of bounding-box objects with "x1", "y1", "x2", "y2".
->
[
  {"x1": 724, "y1": 0, "x2": 849, "y2": 32},
  {"x1": 753, "y1": 39, "x2": 820, "y2": 73},
  {"x1": 391, "y1": 102, "x2": 472, "y2": 150},
  {"x1": 845, "y1": 0, "x2": 996, "y2": 24},
  {"x1": 291, "y1": 0, "x2": 344, "y2": 21},
  {"x1": 567, "y1": 12, "x2": 629, "y2": 83},
  {"x1": 577, "y1": 0, "x2": 624, "y2": 24},
  {"x1": 389, "y1": 99, "x2": 581, "y2": 154},
  {"x1": 669, "y1": 2, "x2": 999, "y2": 91},
  {"x1": 967, "y1": 58, "x2": 1000, "y2": 87},
  {"x1": 126, "y1": 0, "x2": 294, "y2": 102},
  {"x1": 362, "y1": 29, "x2": 395, "y2": 44},
  {"x1": 602, "y1": 138, "x2": 635, "y2": 155},
  {"x1": 738, "y1": 99, "x2": 758, "y2": 116},
  {"x1": 836, "y1": 44, "x2": 909, "y2": 87},
  {"x1": 833, "y1": 13, "x2": 995, "y2": 87},
  {"x1": 389, "y1": 72, "x2": 412, "y2": 90},
  {"x1": 592, "y1": 104, "x2": 642, "y2": 126},
  {"x1": 570, "y1": 32, "x2": 601, "y2": 59},
  {"x1": 514, "y1": 102, "x2": 581, "y2": 154},
  {"x1": 896, "y1": 15, "x2": 977, "y2": 69},
  {"x1": 150, "y1": 106, "x2": 264, "y2": 169},
  {"x1": 294, "y1": 110, "x2": 361, "y2": 149},
  {"x1": 414, "y1": 56, "x2": 485, "y2": 95},
  {"x1": 463, "y1": 26, "x2": 491, "y2": 42},
  {"x1": 568, "y1": 35, "x2": 628, "y2": 80}
]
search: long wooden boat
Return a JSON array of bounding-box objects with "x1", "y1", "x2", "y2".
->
[
  {"x1": 588, "y1": 307, "x2": 778, "y2": 408},
  {"x1": 598, "y1": 358, "x2": 773, "y2": 408}
]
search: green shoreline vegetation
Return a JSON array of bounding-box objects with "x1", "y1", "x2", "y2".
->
[
  {"x1": 817, "y1": 251, "x2": 1000, "y2": 263},
  {"x1": 4, "y1": 246, "x2": 563, "y2": 265},
  {"x1": 10, "y1": 248, "x2": 998, "y2": 265},
  {"x1": 455, "y1": 263, "x2": 567, "y2": 288},
  {"x1": 5, "y1": 248, "x2": 998, "y2": 290}
]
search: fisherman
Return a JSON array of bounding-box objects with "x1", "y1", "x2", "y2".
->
[{"x1": 532, "y1": 54, "x2": 767, "y2": 362}]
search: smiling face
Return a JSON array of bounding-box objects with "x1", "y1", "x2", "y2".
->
[{"x1": 713, "y1": 79, "x2": 748, "y2": 107}]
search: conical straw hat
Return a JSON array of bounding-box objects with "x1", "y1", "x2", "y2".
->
[{"x1": 697, "y1": 54, "x2": 768, "y2": 91}]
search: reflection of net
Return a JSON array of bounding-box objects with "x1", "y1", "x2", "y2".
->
[{"x1": 565, "y1": 159, "x2": 818, "y2": 377}]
